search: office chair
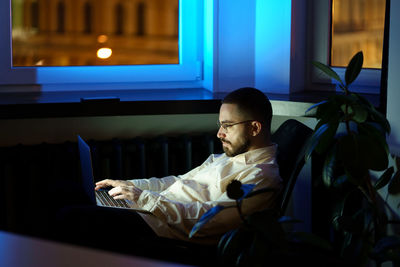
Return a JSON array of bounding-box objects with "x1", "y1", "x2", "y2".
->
[
  {"x1": 270, "y1": 118, "x2": 313, "y2": 216},
  {"x1": 138, "y1": 119, "x2": 313, "y2": 266}
]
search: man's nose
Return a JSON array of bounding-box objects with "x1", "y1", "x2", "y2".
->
[{"x1": 217, "y1": 126, "x2": 225, "y2": 139}]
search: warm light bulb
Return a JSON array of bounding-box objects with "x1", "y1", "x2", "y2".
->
[
  {"x1": 97, "y1": 35, "x2": 108, "y2": 43},
  {"x1": 97, "y1": 48, "x2": 112, "y2": 59}
]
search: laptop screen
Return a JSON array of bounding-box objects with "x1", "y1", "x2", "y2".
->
[{"x1": 77, "y1": 135, "x2": 96, "y2": 205}]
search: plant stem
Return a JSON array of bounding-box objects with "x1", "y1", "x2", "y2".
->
[
  {"x1": 236, "y1": 200, "x2": 246, "y2": 223},
  {"x1": 344, "y1": 86, "x2": 352, "y2": 134}
]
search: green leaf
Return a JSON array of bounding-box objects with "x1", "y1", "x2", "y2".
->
[
  {"x1": 218, "y1": 227, "x2": 254, "y2": 266},
  {"x1": 246, "y1": 210, "x2": 288, "y2": 251},
  {"x1": 395, "y1": 156, "x2": 400, "y2": 170},
  {"x1": 333, "y1": 174, "x2": 349, "y2": 188},
  {"x1": 341, "y1": 231, "x2": 353, "y2": 256},
  {"x1": 315, "y1": 121, "x2": 339, "y2": 155},
  {"x1": 335, "y1": 215, "x2": 364, "y2": 234},
  {"x1": 312, "y1": 61, "x2": 343, "y2": 84},
  {"x1": 236, "y1": 250, "x2": 250, "y2": 267},
  {"x1": 340, "y1": 103, "x2": 353, "y2": 115},
  {"x1": 352, "y1": 104, "x2": 368, "y2": 123},
  {"x1": 337, "y1": 95, "x2": 369, "y2": 123},
  {"x1": 331, "y1": 196, "x2": 347, "y2": 230},
  {"x1": 316, "y1": 97, "x2": 343, "y2": 122},
  {"x1": 189, "y1": 205, "x2": 225, "y2": 238},
  {"x1": 337, "y1": 134, "x2": 365, "y2": 182},
  {"x1": 368, "y1": 106, "x2": 391, "y2": 134},
  {"x1": 372, "y1": 235, "x2": 400, "y2": 260},
  {"x1": 345, "y1": 51, "x2": 363, "y2": 86},
  {"x1": 305, "y1": 123, "x2": 329, "y2": 161},
  {"x1": 358, "y1": 134, "x2": 389, "y2": 171},
  {"x1": 305, "y1": 100, "x2": 328, "y2": 114},
  {"x1": 218, "y1": 229, "x2": 236, "y2": 254},
  {"x1": 375, "y1": 167, "x2": 394, "y2": 190},
  {"x1": 388, "y1": 171, "x2": 400, "y2": 195},
  {"x1": 358, "y1": 122, "x2": 389, "y2": 154},
  {"x1": 288, "y1": 231, "x2": 333, "y2": 252},
  {"x1": 246, "y1": 234, "x2": 272, "y2": 266},
  {"x1": 240, "y1": 184, "x2": 256, "y2": 201},
  {"x1": 352, "y1": 93, "x2": 374, "y2": 109},
  {"x1": 322, "y1": 145, "x2": 337, "y2": 187},
  {"x1": 218, "y1": 228, "x2": 241, "y2": 260}
]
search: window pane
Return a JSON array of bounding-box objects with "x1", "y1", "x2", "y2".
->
[
  {"x1": 331, "y1": 0, "x2": 386, "y2": 69},
  {"x1": 11, "y1": 0, "x2": 179, "y2": 67}
]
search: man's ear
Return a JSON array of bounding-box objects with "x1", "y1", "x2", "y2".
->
[{"x1": 250, "y1": 121, "x2": 262, "y2": 136}]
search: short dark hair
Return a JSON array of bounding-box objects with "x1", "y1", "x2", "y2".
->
[{"x1": 222, "y1": 87, "x2": 272, "y2": 128}]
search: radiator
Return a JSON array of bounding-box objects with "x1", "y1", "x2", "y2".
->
[{"x1": 0, "y1": 133, "x2": 221, "y2": 234}]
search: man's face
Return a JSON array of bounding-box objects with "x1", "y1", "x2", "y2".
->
[{"x1": 217, "y1": 103, "x2": 251, "y2": 157}]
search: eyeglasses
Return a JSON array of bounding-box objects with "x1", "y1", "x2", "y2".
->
[{"x1": 217, "y1": 120, "x2": 254, "y2": 132}]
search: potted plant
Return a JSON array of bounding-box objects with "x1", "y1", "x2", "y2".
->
[
  {"x1": 305, "y1": 51, "x2": 400, "y2": 266},
  {"x1": 189, "y1": 51, "x2": 400, "y2": 267},
  {"x1": 189, "y1": 181, "x2": 335, "y2": 266}
]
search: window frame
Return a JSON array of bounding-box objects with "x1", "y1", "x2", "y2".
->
[
  {"x1": 306, "y1": 0, "x2": 382, "y2": 94},
  {"x1": 0, "y1": 0, "x2": 202, "y2": 86}
]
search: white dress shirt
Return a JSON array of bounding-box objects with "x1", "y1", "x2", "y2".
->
[{"x1": 128, "y1": 145, "x2": 282, "y2": 244}]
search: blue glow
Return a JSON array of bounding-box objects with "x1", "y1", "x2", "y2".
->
[
  {"x1": 255, "y1": 0, "x2": 292, "y2": 93},
  {"x1": 203, "y1": 0, "x2": 215, "y2": 92}
]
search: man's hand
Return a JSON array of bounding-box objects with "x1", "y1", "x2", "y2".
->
[
  {"x1": 108, "y1": 186, "x2": 143, "y2": 202},
  {"x1": 95, "y1": 179, "x2": 142, "y2": 202},
  {"x1": 95, "y1": 179, "x2": 134, "y2": 190}
]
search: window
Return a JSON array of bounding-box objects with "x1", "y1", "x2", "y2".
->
[
  {"x1": 307, "y1": 0, "x2": 387, "y2": 95},
  {"x1": 12, "y1": 0, "x2": 179, "y2": 67},
  {"x1": 1, "y1": 0, "x2": 202, "y2": 86},
  {"x1": 331, "y1": 0, "x2": 386, "y2": 69}
]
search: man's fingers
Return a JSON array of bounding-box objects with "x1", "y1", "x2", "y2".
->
[
  {"x1": 96, "y1": 179, "x2": 113, "y2": 186},
  {"x1": 96, "y1": 179, "x2": 134, "y2": 187},
  {"x1": 95, "y1": 179, "x2": 114, "y2": 190},
  {"x1": 108, "y1": 186, "x2": 122, "y2": 196},
  {"x1": 113, "y1": 195, "x2": 127, "y2": 200},
  {"x1": 108, "y1": 186, "x2": 135, "y2": 201}
]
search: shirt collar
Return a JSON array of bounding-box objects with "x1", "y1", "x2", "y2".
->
[{"x1": 230, "y1": 144, "x2": 277, "y2": 164}]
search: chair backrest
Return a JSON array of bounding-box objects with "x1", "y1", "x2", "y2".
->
[{"x1": 271, "y1": 119, "x2": 313, "y2": 216}]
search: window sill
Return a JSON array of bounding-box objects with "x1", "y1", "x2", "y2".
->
[{"x1": 0, "y1": 87, "x2": 380, "y2": 119}]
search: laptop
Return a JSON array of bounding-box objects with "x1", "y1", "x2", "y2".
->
[{"x1": 77, "y1": 135, "x2": 151, "y2": 214}]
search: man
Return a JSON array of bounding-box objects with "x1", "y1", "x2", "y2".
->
[{"x1": 94, "y1": 87, "x2": 282, "y2": 243}]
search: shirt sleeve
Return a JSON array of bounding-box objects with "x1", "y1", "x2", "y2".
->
[
  {"x1": 134, "y1": 189, "x2": 235, "y2": 237},
  {"x1": 128, "y1": 176, "x2": 179, "y2": 192},
  {"x1": 134, "y1": 162, "x2": 282, "y2": 238},
  {"x1": 127, "y1": 154, "x2": 216, "y2": 192}
]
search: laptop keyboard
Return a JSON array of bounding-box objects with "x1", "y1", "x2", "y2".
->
[{"x1": 96, "y1": 190, "x2": 130, "y2": 208}]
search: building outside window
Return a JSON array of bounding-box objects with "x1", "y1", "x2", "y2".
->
[
  {"x1": 331, "y1": 0, "x2": 386, "y2": 69},
  {"x1": 308, "y1": 0, "x2": 387, "y2": 95},
  {"x1": 11, "y1": 0, "x2": 179, "y2": 67}
]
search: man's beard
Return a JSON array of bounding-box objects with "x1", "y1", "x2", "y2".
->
[{"x1": 221, "y1": 137, "x2": 250, "y2": 157}]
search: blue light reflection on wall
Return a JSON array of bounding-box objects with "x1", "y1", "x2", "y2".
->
[
  {"x1": 203, "y1": 0, "x2": 215, "y2": 92},
  {"x1": 255, "y1": 0, "x2": 292, "y2": 94}
]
